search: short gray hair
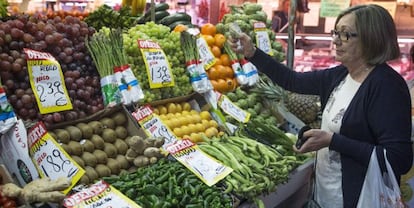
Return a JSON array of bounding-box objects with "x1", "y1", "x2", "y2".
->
[{"x1": 335, "y1": 4, "x2": 400, "y2": 65}]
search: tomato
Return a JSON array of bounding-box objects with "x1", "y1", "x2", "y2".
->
[{"x1": 3, "y1": 200, "x2": 17, "y2": 208}]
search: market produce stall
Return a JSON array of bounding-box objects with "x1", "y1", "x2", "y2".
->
[{"x1": 0, "y1": 1, "x2": 319, "y2": 207}]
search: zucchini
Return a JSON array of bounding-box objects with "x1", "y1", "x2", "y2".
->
[
  {"x1": 145, "y1": 10, "x2": 170, "y2": 22},
  {"x1": 154, "y1": 2, "x2": 169, "y2": 12},
  {"x1": 159, "y1": 12, "x2": 191, "y2": 26},
  {"x1": 168, "y1": 20, "x2": 192, "y2": 30}
]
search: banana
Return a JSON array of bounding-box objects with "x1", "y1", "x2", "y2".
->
[
  {"x1": 136, "y1": 0, "x2": 146, "y2": 14},
  {"x1": 131, "y1": 0, "x2": 138, "y2": 16}
]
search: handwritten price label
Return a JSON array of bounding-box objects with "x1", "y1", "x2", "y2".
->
[
  {"x1": 28, "y1": 122, "x2": 84, "y2": 194},
  {"x1": 63, "y1": 180, "x2": 141, "y2": 208},
  {"x1": 138, "y1": 40, "x2": 175, "y2": 88},
  {"x1": 253, "y1": 22, "x2": 273, "y2": 56},
  {"x1": 165, "y1": 139, "x2": 233, "y2": 186},
  {"x1": 132, "y1": 105, "x2": 179, "y2": 147},
  {"x1": 197, "y1": 36, "x2": 216, "y2": 70},
  {"x1": 24, "y1": 48, "x2": 73, "y2": 114},
  {"x1": 218, "y1": 94, "x2": 250, "y2": 123}
]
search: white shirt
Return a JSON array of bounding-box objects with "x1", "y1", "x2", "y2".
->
[{"x1": 315, "y1": 74, "x2": 361, "y2": 208}]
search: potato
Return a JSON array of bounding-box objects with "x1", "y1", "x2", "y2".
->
[
  {"x1": 93, "y1": 149, "x2": 108, "y2": 164},
  {"x1": 81, "y1": 152, "x2": 98, "y2": 167},
  {"x1": 114, "y1": 139, "x2": 129, "y2": 155},
  {"x1": 95, "y1": 164, "x2": 111, "y2": 177},
  {"x1": 143, "y1": 147, "x2": 162, "y2": 158},
  {"x1": 133, "y1": 155, "x2": 149, "y2": 167},
  {"x1": 103, "y1": 143, "x2": 118, "y2": 158},
  {"x1": 90, "y1": 134, "x2": 105, "y2": 150}
]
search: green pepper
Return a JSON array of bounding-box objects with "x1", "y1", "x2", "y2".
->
[
  {"x1": 125, "y1": 188, "x2": 136, "y2": 199},
  {"x1": 155, "y1": 171, "x2": 171, "y2": 184},
  {"x1": 179, "y1": 194, "x2": 191, "y2": 206},
  {"x1": 185, "y1": 203, "x2": 203, "y2": 208},
  {"x1": 142, "y1": 184, "x2": 163, "y2": 196}
]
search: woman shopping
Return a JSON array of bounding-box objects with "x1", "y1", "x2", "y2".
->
[{"x1": 229, "y1": 4, "x2": 413, "y2": 208}]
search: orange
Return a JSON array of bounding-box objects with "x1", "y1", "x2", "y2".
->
[
  {"x1": 223, "y1": 66, "x2": 234, "y2": 78},
  {"x1": 215, "y1": 78, "x2": 228, "y2": 93},
  {"x1": 201, "y1": 23, "x2": 216, "y2": 36},
  {"x1": 225, "y1": 77, "x2": 237, "y2": 91},
  {"x1": 213, "y1": 58, "x2": 222, "y2": 66},
  {"x1": 214, "y1": 33, "x2": 226, "y2": 48},
  {"x1": 202, "y1": 35, "x2": 215, "y2": 46},
  {"x1": 173, "y1": 24, "x2": 188, "y2": 32},
  {"x1": 207, "y1": 66, "x2": 220, "y2": 80},
  {"x1": 220, "y1": 54, "x2": 231, "y2": 66},
  {"x1": 211, "y1": 45, "x2": 221, "y2": 58},
  {"x1": 215, "y1": 65, "x2": 227, "y2": 79},
  {"x1": 210, "y1": 79, "x2": 218, "y2": 91}
]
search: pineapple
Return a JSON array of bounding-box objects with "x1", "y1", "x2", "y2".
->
[{"x1": 286, "y1": 92, "x2": 320, "y2": 124}]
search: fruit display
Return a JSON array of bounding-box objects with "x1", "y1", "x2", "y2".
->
[
  {"x1": 84, "y1": 5, "x2": 138, "y2": 31},
  {"x1": 0, "y1": 14, "x2": 104, "y2": 127},
  {"x1": 285, "y1": 92, "x2": 321, "y2": 128},
  {"x1": 125, "y1": 135, "x2": 165, "y2": 168},
  {"x1": 153, "y1": 101, "x2": 221, "y2": 143},
  {"x1": 103, "y1": 158, "x2": 234, "y2": 208},
  {"x1": 216, "y1": 2, "x2": 286, "y2": 62},
  {"x1": 121, "y1": 0, "x2": 146, "y2": 16},
  {"x1": 49, "y1": 110, "x2": 135, "y2": 185},
  {"x1": 123, "y1": 22, "x2": 193, "y2": 102}
]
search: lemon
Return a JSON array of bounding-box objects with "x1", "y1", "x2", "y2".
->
[
  {"x1": 191, "y1": 114, "x2": 202, "y2": 124},
  {"x1": 173, "y1": 127, "x2": 184, "y2": 137},
  {"x1": 158, "y1": 114, "x2": 167, "y2": 121},
  {"x1": 205, "y1": 127, "x2": 219, "y2": 138},
  {"x1": 166, "y1": 113, "x2": 175, "y2": 120},
  {"x1": 158, "y1": 105, "x2": 168, "y2": 115},
  {"x1": 167, "y1": 103, "x2": 177, "y2": 114},
  {"x1": 190, "y1": 132, "x2": 204, "y2": 143},
  {"x1": 199, "y1": 111, "x2": 211, "y2": 120},
  {"x1": 201, "y1": 119, "x2": 210, "y2": 130},
  {"x1": 190, "y1": 110, "x2": 198, "y2": 115},
  {"x1": 181, "y1": 110, "x2": 190, "y2": 115},
  {"x1": 175, "y1": 103, "x2": 183, "y2": 113},
  {"x1": 209, "y1": 120, "x2": 219, "y2": 128},
  {"x1": 187, "y1": 123, "x2": 197, "y2": 134},
  {"x1": 181, "y1": 125, "x2": 191, "y2": 136},
  {"x1": 195, "y1": 123, "x2": 205, "y2": 132},
  {"x1": 170, "y1": 117, "x2": 181, "y2": 128},
  {"x1": 181, "y1": 102, "x2": 192, "y2": 111},
  {"x1": 152, "y1": 108, "x2": 160, "y2": 115}
]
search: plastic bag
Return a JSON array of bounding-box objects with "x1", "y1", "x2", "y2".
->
[{"x1": 357, "y1": 148, "x2": 405, "y2": 208}]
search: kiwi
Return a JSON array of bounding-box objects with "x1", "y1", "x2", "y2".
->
[
  {"x1": 65, "y1": 126, "x2": 83, "y2": 141},
  {"x1": 88, "y1": 121, "x2": 104, "y2": 135},
  {"x1": 90, "y1": 135, "x2": 105, "y2": 150},
  {"x1": 95, "y1": 164, "x2": 111, "y2": 177},
  {"x1": 79, "y1": 174, "x2": 90, "y2": 185},
  {"x1": 68, "y1": 141, "x2": 83, "y2": 156},
  {"x1": 114, "y1": 126, "x2": 128, "y2": 139},
  {"x1": 85, "y1": 166, "x2": 99, "y2": 182},
  {"x1": 71, "y1": 155, "x2": 85, "y2": 168},
  {"x1": 60, "y1": 143, "x2": 72, "y2": 155},
  {"x1": 100, "y1": 118, "x2": 115, "y2": 129},
  {"x1": 93, "y1": 149, "x2": 108, "y2": 164},
  {"x1": 54, "y1": 129, "x2": 70, "y2": 144},
  {"x1": 103, "y1": 143, "x2": 118, "y2": 158},
  {"x1": 81, "y1": 152, "x2": 98, "y2": 167},
  {"x1": 114, "y1": 139, "x2": 129, "y2": 155},
  {"x1": 76, "y1": 123, "x2": 93, "y2": 139},
  {"x1": 102, "y1": 129, "x2": 117, "y2": 143},
  {"x1": 115, "y1": 155, "x2": 130, "y2": 170},
  {"x1": 106, "y1": 158, "x2": 120, "y2": 175},
  {"x1": 112, "y1": 112, "x2": 127, "y2": 126},
  {"x1": 49, "y1": 132, "x2": 58, "y2": 140},
  {"x1": 80, "y1": 139, "x2": 95, "y2": 153}
]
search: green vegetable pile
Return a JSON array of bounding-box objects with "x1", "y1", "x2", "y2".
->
[
  {"x1": 216, "y1": 2, "x2": 285, "y2": 62},
  {"x1": 103, "y1": 158, "x2": 233, "y2": 208},
  {"x1": 198, "y1": 135, "x2": 303, "y2": 208},
  {"x1": 123, "y1": 22, "x2": 193, "y2": 102},
  {"x1": 0, "y1": 0, "x2": 7, "y2": 19},
  {"x1": 84, "y1": 5, "x2": 138, "y2": 31}
]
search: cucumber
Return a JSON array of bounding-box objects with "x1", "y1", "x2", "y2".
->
[
  {"x1": 145, "y1": 10, "x2": 170, "y2": 22},
  {"x1": 154, "y1": 2, "x2": 169, "y2": 12},
  {"x1": 159, "y1": 12, "x2": 192, "y2": 26},
  {"x1": 168, "y1": 20, "x2": 192, "y2": 30}
]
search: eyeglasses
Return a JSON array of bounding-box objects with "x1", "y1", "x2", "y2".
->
[{"x1": 331, "y1": 30, "x2": 358, "y2": 41}]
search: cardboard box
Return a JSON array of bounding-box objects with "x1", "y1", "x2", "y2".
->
[{"x1": 0, "y1": 119, "x2": 40, "y2": 186}]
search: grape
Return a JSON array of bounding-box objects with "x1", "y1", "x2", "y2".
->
[
  {"x1": 21, "y1": 94, "x2": 32, "y2": 104},
  {"x1": 23, "y1": 33, "x2": 34, "y2": 43},
  {"x1": 0, "y1": 61, "x2": 11, "y2": 71},
  {"x1": 15, "y1": 88, "x2": 25, "y2": 98}
]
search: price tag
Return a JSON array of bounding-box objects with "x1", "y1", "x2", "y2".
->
[
  {"x1": 132, "y1": 105, "x2": 179, "y2": 147},
  {"x1": 165, "y1": 139, "x2": 233, "y2": 186},
  {"x1": 253, "y1": 22, "x2": 273, "y2": 56},
  {"x1": 218, "y1": 94, "x2": 250, "y2": 123},
  {"x1": 63, "y1": 180, "x2": 141, "y2": 208},
  {"x1": 24, "y1": 48, "x2": 73, "y2": 114},
  {"x1": 196, "y1": 36, "x2": 216, "y2": 70},
  {"x1": 138, "y1": 40, "x2": 175, "y2": 88},
  {"x1": 28, "y1": 122, "x2": 84, "y2": 194}
]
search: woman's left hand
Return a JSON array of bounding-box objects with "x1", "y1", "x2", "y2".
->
[{"x1": 293, "y1": 129, "x2": 334, "y2": 153}]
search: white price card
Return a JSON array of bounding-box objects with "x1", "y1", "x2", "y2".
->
[
  {"x1": 28, "y1": 122, "x2": 84, "y2": 194},
  {"x1": 253, "y1": 22, "x2": 273, "y2": 56},
  {"x1": 218, "y1": 94, "x2": 250, "y2": 123},
  {"x1": 24, "y1": 48, "x2": 73, "y2": 114},
  {"x1": 165, "y1": 139, "x2": 233, "y2": 186},
  {"x1": 63, "y1": 180, "x2": 141, "y2": 208},
  {"x1": 196, "y1": 36, "x2": 216, "y2": 70},
  {"x1": 131, "y1": 105, "x2": 179, "y2": 147},
  {"x1": 138, "y1": 40, "x2": 175, "y2": 89}
]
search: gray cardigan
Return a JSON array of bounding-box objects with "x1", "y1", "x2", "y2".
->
[{"x1": 249, "y1": 49, "x2": 413, "y2": 207}]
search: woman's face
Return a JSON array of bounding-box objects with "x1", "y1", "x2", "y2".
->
[{"x1": 333, "y1": 13, "x2": 364, "y2": 66}]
